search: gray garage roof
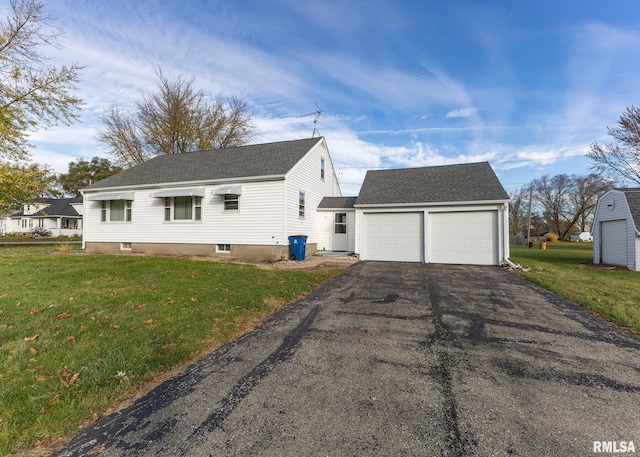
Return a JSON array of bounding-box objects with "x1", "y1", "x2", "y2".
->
[
  {"x1": 84, "y1": 137, "x2": 322, "y2": 191},
  {"x1": 318, "y1": 197, "x2": 357, "y2": 209},
  {"x1": 356, "y1": 162, "x2": 509, "y2": 205},
  {"x1": 619, "y1": 188, "x2": 640, "y2": 232}
]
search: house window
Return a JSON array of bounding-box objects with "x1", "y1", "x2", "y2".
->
[
  {"x1": 335, "y1": 213, "x2": 347, "y2": 233},
  {"x1": 299, "y1": 192, "x2": 305, "y2": 218},
  {"x1": 320, "y1": 157, "x2": 325, "y2": 180},
  {"x1": 224, "y1": 194, "x2": 239, "y2": 211},
  {"x1": 217, "y1": 244, "x2": 231, "y2": 253},
  {"x1": 21, "y1": 219, "x2": 27, "y2": 228},
  {"x1": 120, "y1": 242, "x2": 132, "y2": 250},
  {"x1": 101, "y1": 200, "x2": 132, "y2": 222},
  {"x1": 174, "y1": 196, "x2": 192, "y2": 220},
  {"x1": 164, "y1": 197, "x2": 202, "y2": 221}
]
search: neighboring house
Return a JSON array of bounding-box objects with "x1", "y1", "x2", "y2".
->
[
  {"x1": 3, "y1": 198, "x2": 83, "y2": 237},
  {"x1": 81, "y1": 137, "x2": 341, "y2": 260},
  {"x1": 353, "y1": 162, "x2": 510, "y2": 265},
  {"x1": 81, "y1": 138, "x2": 512, "y2": 265},
  {"x1": 592, "y1": 188, "x2": 640, "y2": 271}
]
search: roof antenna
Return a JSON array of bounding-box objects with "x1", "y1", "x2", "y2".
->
[
  {"x1": 312, "y1": 104, "x2": 323, "y2": 138},
  {"x1": 300, "y1": 104, "x2": 324, "y2": 138}
]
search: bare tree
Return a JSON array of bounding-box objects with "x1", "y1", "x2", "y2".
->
[
  {"x1": 508, "y1": 187, "x2": 529, "y2": 235},
  {"x1": 0, "y1": 0, "x2": 82, "y2": 162},
  {"x1": 531, "y1": 173, "x2": 612, "y2": 239},
  {"x1": 588, "y1": 106, "x2": 640, "y2": 185},
  {"x1": 533, "y1": 174, "x2": 572, "y2": 239},
  {"x1": 98, "y1": 69, "x2": 256, "y2": 167},
  {"x1": 568, "y1": 174, "x2": 612, "y2": 232}
]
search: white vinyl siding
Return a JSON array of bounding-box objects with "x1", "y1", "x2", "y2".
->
[
  {"x1": 285, "y1": 139, "x2": 341, "y2": 244},
  {"x1": 317, "y1": 210, "x2": 355, "y2": 252},
  {"x1": 83, "y1": 181, "x2": 286, "y2": 246}
]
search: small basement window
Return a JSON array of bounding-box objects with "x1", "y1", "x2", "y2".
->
[
  {"x1": 120, "y1": 242, "x2": 132, "y2": 250},
  {"x1": 217, "y1": 244, "x2": 231, "y2": 253}
]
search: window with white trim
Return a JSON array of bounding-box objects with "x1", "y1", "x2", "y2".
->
[
  {"x1": 320, "y1": 157, "x2": 325, "y2": 180},
  {"x1": 216, "y1": 244, "x2": 231, "y2": 253},
  {"x1": 299, "y1": 191, "x2": 305, "y2": 218},
  {"x1": 101, "y1": 200, "x2": 132, "y2": 222},
  {"x1": 163, "y1": 197, "x2": 202, "y2": 221}
]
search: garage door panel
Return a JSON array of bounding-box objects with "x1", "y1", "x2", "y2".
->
[
  {"x1": 601, "y1": 220, "x2": 627, "y2": 267},
  {"x1": 429, "y1": 211, "x2": 498, "y2": 265},
  {"x1": 365, "y1": 213, "x2": 423, "y2": 262}
]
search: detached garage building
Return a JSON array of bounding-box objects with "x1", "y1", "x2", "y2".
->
[
  {"x1": 354, "y1": 162, "x2": 510, "y2": 265},
  {"x1": 593, "y1": 188, "x2": 640, "y2": 271}
]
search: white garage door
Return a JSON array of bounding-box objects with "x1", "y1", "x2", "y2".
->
[
  {"x1": 601, "y1": 220, "x2": 627, "y2": 267},
  {"x1": 364, "y1": 213, "x2": 423, "y2": 262},
  {"x1": 428, "y1": 211, "x2": 498, "y2": 265}
]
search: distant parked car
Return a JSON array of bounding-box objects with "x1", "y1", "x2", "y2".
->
[{"x1": 570, "y1": 232, "x2": 593, "y2": 242}]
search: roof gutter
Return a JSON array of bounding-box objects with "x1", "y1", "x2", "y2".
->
[
  {"x1": 354, "y1": 199, "x2": 510, "y2": 209},
  {"x1": 81, "y1": 174, "x2": 286, "y2": 194}
]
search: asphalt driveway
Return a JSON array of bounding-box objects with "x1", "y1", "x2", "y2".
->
[{"x1": 55, "y1": 262, "x2": 640, "y2": 456}]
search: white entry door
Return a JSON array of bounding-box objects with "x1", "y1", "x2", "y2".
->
[{"x1": 334, "y1": 212, "x2": 348, "y2": 251}]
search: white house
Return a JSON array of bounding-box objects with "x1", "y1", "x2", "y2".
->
[
  {"x1": 81, "y1": 137, "x2": 341, "y2": 260},
  {"x1": 3, "y1": 198, "x2": 83, "y2": 237},
  {"x1": 353, "y1": 162, "x2": 510, "y2": 265},
  {"x1": 592, "y1": 188, "x2": 640, "y2": 271},
  {"x1": 81, "y1": 138, "x2": 511, "y2": 265}
]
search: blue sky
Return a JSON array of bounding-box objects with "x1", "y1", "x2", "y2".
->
[{"x1": 19, "y1": 0, "x2": 640, "y2": 196}]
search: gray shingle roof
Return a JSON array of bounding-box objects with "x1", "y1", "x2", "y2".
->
[
  {"x1": 84, "y1": 138, "x2": 323, "y2": 190},
  {"x1": 318, "y1": 197, "x2": 357, "y2": 209},
  {"x1": 41, "y1": 198, "x2": 82, "y2": 217},
  {"x1": 619, "y1": 188, "x2": 640, "y2": 232},
  {"x1": 10, "y1": 198, "x2": 82, "y2": 218},
  {"x1": 355, "y1": 162, "x2": 509, "y2": 205}
]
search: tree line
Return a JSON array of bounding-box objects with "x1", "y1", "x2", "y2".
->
[{"x1": 509, "y1": 174, "x2": 613, "y2": 240}]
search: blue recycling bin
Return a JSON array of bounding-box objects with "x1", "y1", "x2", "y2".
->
[{"x1": 288, "y1": 235, "x2": 308, "y2": 261}]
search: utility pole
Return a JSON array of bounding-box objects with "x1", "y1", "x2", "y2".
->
[{"x1": 526, "y1": 185, "x2": 533, "y2": 248}]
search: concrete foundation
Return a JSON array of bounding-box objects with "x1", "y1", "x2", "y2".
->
[{"x1": 84, "y1": 242, "x2": 318, "y2": 262}]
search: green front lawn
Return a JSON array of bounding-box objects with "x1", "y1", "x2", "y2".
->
[
  {"x1": 0, "y1": 246, "x2": 346, "y2": 455},
  {"x1": 510, "y1": 242, "x2": 640, "y2": 336}
]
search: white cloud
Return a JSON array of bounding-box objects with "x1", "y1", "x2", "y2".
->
[{"x1": 445, "y1": 107, "x2": 479, "y2": 118}]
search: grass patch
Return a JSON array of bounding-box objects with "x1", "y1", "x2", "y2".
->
[
  {"x1": 0, "y1": 235, "x2": 82, "y2": 243},
  {"x1": 0, "y1": 246, "x2": 345, "y2": 455},
  {"x1": 510, "y1": 242, "x2": 640, "y2": 336}
]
